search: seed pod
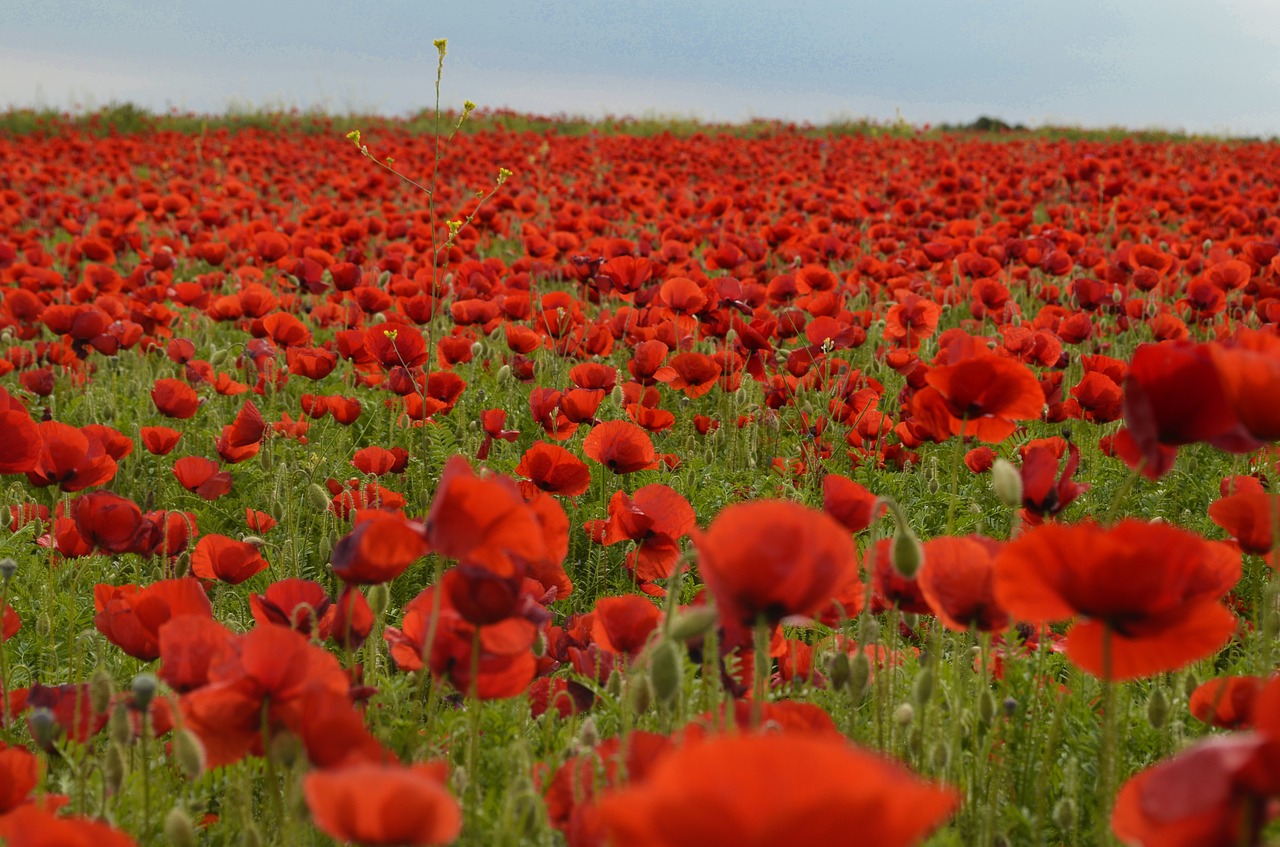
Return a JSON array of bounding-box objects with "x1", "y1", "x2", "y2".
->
[
  {"x1": 0, "y1": 557, "x2": 16, "y2": 582},
  {"x1": 576, "y1": 717, "x2": 599, "y2": 750}
]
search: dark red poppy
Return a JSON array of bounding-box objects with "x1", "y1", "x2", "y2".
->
[
  {"x1": 424, "y1": 456, "x2": 545, "y2": 577},
  {"x1": 191, "y1": 534, "x2": 269, "y2": 585},
  {"x1": 515, "y1": 442, "x2": 592, "y2": 498},
  {"x1": 477, "y1": 408, "x2": 520, "y2": 459},
  {"x1": 322, "y1": 585, "x2": 375, "y2": 650},
  {"x1": 303, "y1": 763, "x2": 462, "y2": 846},
  {"x1": 93, "y1": 577, "x2": 212, "y2": 661},
  {"x1": 583, "y1": 420, "x2": 658, "y2": 474},
  {"x1": 918, "y1": 535, "x2": 1009, "y2": 632},
  {"x1": 590, "y1": 595, "x2": 663, "y2": 658},
  {"x1": 1017, "y1": 438, "x2": 1088, "y2": 522},
  {"x1": 1120, "y1": 340, "x2": 1260, "y2": 479},
  {"x1": 330, "y1": 512, "x2": 429, "y2": 585},
  {"x1": 594, "y1": 732, "x2": 958, "y2": 847},
  {"x1": 654, "y1": 352, "x2": 722, "y2": 398},
  {"x1": 0, "y1": 393, "x2": 40, "y2": 474},
  {"x1": 151, "y1": 377, "x2": 200, "y2": 419},
  {"x1": 694, "y1": 500, "x2": 857, "y2": 627},
  {"x1": 1208, "y1": 491, "x2": 1279, "y2": 564},
  {"x1": 215, "y1": 400, "x2": 266, "y2": 463},
  {"x1": 72, "y1": 491, "x2": 145, "y2": 554},
  {"x1": 995, "y1": 520, "x2": 1240, "y2": 680},
  {"x1": 157, "y1": 614, "x2": 239, "y2": 693},
  {"x1": 364, "y1": 323, "x2": 429, "y2": 369}
]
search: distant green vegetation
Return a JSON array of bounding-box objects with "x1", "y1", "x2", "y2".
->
[{"x1": 0, "y1": 101, "x2": 1271, "y2": 144}]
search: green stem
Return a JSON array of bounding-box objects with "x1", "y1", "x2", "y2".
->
[
  {"x1": 752, "y1": 617, "x2": 770, "y2": 728},
  {"x1": 1098, "y1": 627, "x2": 1117, "y2": 846}
]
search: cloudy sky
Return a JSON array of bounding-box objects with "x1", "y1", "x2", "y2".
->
[{"x1": 3, "y1": 0, "x2": 1279, "y2": 135}]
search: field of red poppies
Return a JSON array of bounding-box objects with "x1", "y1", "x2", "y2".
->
[{"x1": 1, "y1": 102, "x2": 1279, "y2": 847}]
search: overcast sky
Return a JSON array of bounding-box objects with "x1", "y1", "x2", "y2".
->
[{"x1": 3, "y1": 1, "x2": 1279, "y2": 136}]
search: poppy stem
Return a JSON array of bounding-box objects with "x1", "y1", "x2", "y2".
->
[
  {"x1": 751, "y1": 617, "x2": 770, "y2": 728},
  {"x1": 1098, "y1": 627, "x2": 1117, "y2": 845},
  {"x1": 1101, "y1": 465, "x2": 1141, "y2": 525},
  {"x1": 467, "y1": 625, "x2": 482, "y2": 813},
  {"x1": 945, "y1": 422, "x2": 966, "y2": 535}
]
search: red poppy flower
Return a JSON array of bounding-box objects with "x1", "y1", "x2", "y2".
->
[
  {"x1": 1017, "y1": 438, "x2": 1088, "y2": 522},
  {"x1": 917, "y1": 535, "x2": 1008, "y2": 632},
  {"x1": 24, "y1": 683, "x2": 109, "y2": 745},
  {"x1": 583, "y1": 420, "x2": 659, "y2": 475},
  {"x1": 215, "y1": 400, "x2": 266, "y2": 463},
  {"x1": 1209, "y1": 329, "x2": 1280, "y2": 442},
  {"x1": 0, "y1": 397, "x2": 40, "y2": 474},
  {"x1": 1111, "y1": 675, "x2": 1280, "y2": 847},
  {"x1": 158, "y1": 615, "x2": 239, "y2": 693},
  {"x1": 303, "y1": 762, "x2": 462, "y2": 846},
  {"x1": 151, "y1": 377, "x2": 200, "y2": 419},
  {"x1": 1208, "y1": 491, "x2": 1279, "y2": 564},
  {"x1": 1189, "y1": 676, "x2": 1265, "y2": 730},
  {"x1": 590, "y1": 594, "x2": 663, "y2": 658},
  {"x1": 1, "y1": 603, "x2": 19, "y2": 642},
  {"x1": 322, "y1": 585, "x2": 375, "y2": 651},
  {"x1": 139, "y1": 425, "x2": 182, "y2": 455},
  {"x1": 515, "y1": 442, "x2": 592, "y2": 498},
  {"x1": 913, "y1": 353, "x2": 1045, "y2": 443},
  {"x1": 250, "y1": 578, "x2": 332, "y2": 635},
  {"x1": 425, "y1": 455, "x2": 545, "y2": 576},
  {"x1": 25, "y1": 421, "x2": 117, "y2": 492},
  {"x1": 246, "y1": 508, "x2": 277, "y2": 533},
  {"x1": 352, "y1": 445, "x2": 410, "y2": 476},
  {"x1": 0, "y1": 805, "x2": 139, "y2": 847},
  {"x1": 172, "y1": 456, "x2": 232, "y2": 500},
  {"x1": 694, "y1": 500, "x2": 858, "y2": 627},
  {"x1": 477, "y1": 408, "x2": 520, "y2": 459},
  {"x1": 72, "y1": 491, "x2": 145, "y2": 554},
  {"x1": 93, "y1": 577, "x2": 212, "y2": 661},
  {"x1": 994, "y1": 520, "x2": 1241, "y2": 680},
  {"x1": 1119, "y1": 340, "x2": 1260, "y2": 479},
  {"x1": 330, "y1": 512, "x2": 429, "y2": 585},
  {"x1": 654, "y1": 352, "x2": 722, "y2": 398},
  {"x1": 602, "y1": 484, "x2": 696, "y2": 582},
  {"x1": 0, "y1": 743, "x2": 40, "y2": 814},
  {"x1": 821, "y1": 473, "x2": 881, "y2": 533},
  {"x1": 594, "y1": 732, "x2": 958, "y2": 847},
  {"x1": 191, "y1": 534, "x2": 270, "y2": 585},
  {"x1": 364, "y1": 323, "x2": 429, "y2": 369}
]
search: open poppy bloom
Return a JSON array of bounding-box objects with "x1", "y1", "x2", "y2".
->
[
  {"x1": 25, "y1": 421, "x2": 118, "y2": 492},
  {"x1": 994, "y1": 520, "x2": 1240, "y2": 680},
  {"x1": 0, "y1": 388, "x2": 40, "y2": 474},
  {"x1": 94, "y1": 577, "x2": 212, "y2": 660},
  {"x1": 151, "y1": 377, "x2": 200, "y2": 419},
  {"x1": 1112, "y1": 675, "x2": 1280, "y2": 846},
  {"x1": 0, "y1": 805, "x2": 139, "y2": 847},
  {"x1": 1017, "y1": 438, "x2": 1088, "y2": 523},
  {"x1": 694, "y1": 500, "x2": 858, "y2": 627},
  {"x1": 515, "y1": 441, "x2": 592, "y2": 498},
  {"x1": 330, "y1": 511, "x2": 430, "y2": 585},
  {"x1": 593, "y1": 732, "x2": 958, "y2": 847},
  {"x1": 303, "y1": 762, "x2": 461, "y2": 846},
  {"x1": 1208, "y1": 490, "x2": 1279, "y2": 566},
  {"x1": 602, "y1": 484, "x2": 696, "y2": 582},
  {"x1": 190, "y1": 534, "x2": 270, "y2": 585},
  {"x1": 583, "y1": 420, "x2": 659, "y2": 474},
  {"x1": 912, "y1": 352, "x2": 1045, "y2": 443},
  {"x1": 1209, "y1": 328, "x2": 1280, "y2": 442},
  {"x1": 1189, "y1": 675, "x2": 1265, "y2": 730},
  {"x1": 917, "y1": 535, "x2": 1009, "y2": 632}
]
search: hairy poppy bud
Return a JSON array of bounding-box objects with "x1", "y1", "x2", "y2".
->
[
  {"x1": 1146, "y1": 686, "x2": 1171, "y2": 729},
  {"x1": 991, "y1": 458, "x2": 1023, "y2": 508},
  {"x1": 108, "y1": 703, "x2": 132, "y2": 746},
  {"x1": 104, "y1": 743, "x2": 126, "y2": 794},
  {"x1": 174, "y1": 728, "x2": 206, "y2": 779},
  {"x1": 828, "y1": 652, "x2": 852, "y2": 692},
  {"x1": 1052, "y1": 798, "x2": 1076, "y2": 832},
  {"x1": 848, "y1": 651, "x2": 872, "y2": 701},
  {"x1": 90, "y1": 667, "x2": 115, "y2": 715},
  {"x1": 628, "y1": 674, "x2": 654, "y2": 715},
  {"x1": 306, "y1": 483, "x2": 332, "y2": 512},
  {"x1": 649, "y1": 640, "x2": 683, "y2": 704},
  {"x1": 931, "y1": 741, "x2": 951, "y2": 770},
  {"x1": 978, "y1": 689, "x2": 997, "y2": 725},
  {"x1": 668, "y1": 607, "x2": 718, "y2": 642},
  {"x1": 165, "y1": 808, "x2": 197, "y2": 847},
  {"x1": 577, "y1": 717, "x2": 599, "y2": 750},
  {"x1": 367, "y1": 584, "x2": 390, "y2": 618},
  {"x1": 912, "y1": 667, "x2": 935, "y2": 706},
  {"x1": 893, "y1": 702, "x2": 915, "y2": 727}
]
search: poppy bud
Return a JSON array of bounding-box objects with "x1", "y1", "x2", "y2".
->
[
  {"x1": 29, "y1": 707, "x2": 57, "y2": 751},
  {"x1": 90, "y1": 667, "x2": 115, "y2": 715},
  {"x1": 605, "y1": 669, "x2": 623, "y2": 699},
  {"x1": 991, "y1": 458, "x2": 1022, "y2": 508},
  {"x1": 1146, "y1": 686, "x2": 1170, "y2": 729},
  {"x1": 912, "y1": 667, "x2": 935, "y2": 706},
  {"x1": 931, "y1": 741, "x2": 950, "y2": 770},
  {"x1": 1183, "y1": 671, "x2": 1199, "y2": 699},
  {"x1": 470, "y1": 341, "x2": 484, "y2": 359},
  {"x1": 667, "y1": 607, "x2": 718, "y2": 642},
  {"x1": 893, "y1": 702, "x2": 914, "y2": 727},
  {"x1": 880, "y1": 497, "x2": 923, "y2": 579},
  {"x1": 109, "y1": 703, "x2": 132, "y2": 746},
  {"x1": 848, "y1": 651, "x2": 871, "y2": 701},
  {"x1": 1052, "y1": 798, "x2": 1076, "y2": 832},
  {"x1": 496, "y1": 364, "x2": 513, "y2": 384},
  {"x1": 132, "y1": 672, "x2": 159, "y2": 713},
  {"x1": 857, "y1": 616, "x2": 880, "y2": 644},
  {"x1": 0, "y1": 557, "x2": 16, "y2": 583},
  {"x1": 610, "y1": 385, "x2": 625, "y2": 408},
  {"x1": 104, "y1": 743, "x2": 126, "y2": 794},
  {"x1": 909, "y1": 726, "x2": 923, "y2": 758},
  {"x1": 174, "y1": 728, "x2": 206, "y2": 779},
  {"x1": 532, "y1": 628, "x2": 547, "y2": 659},
  {"x1": 367, "y1": 583, "x2": 390, "y2": 618},
  {"x1": 577, "y1": 717, "x2": 599, "y2": 750},
  {"x1": 828, "y1": 652, "x2": 852, "y2": 692},
  {"x1": 165, "y1": 808, "x2": 197, "y2": 847},
  {"x1": 978, "y1": 689, "x2": 996, "y2": 725},
  {"x1": 628, "y1": 674, "x2": 654, "y2": 715},
  {"x1": 241, "y1": 535, "x2": 268, "y2": 550},
  {"x1": 241, "y1": 822, "x2": 264, "y2": 847},
  {"x1": 306, "y1": 483, "x2": 332, "y2": 512},
  {"x1": 649, "y1": 640, "x2": 683, "y2": 705}
]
